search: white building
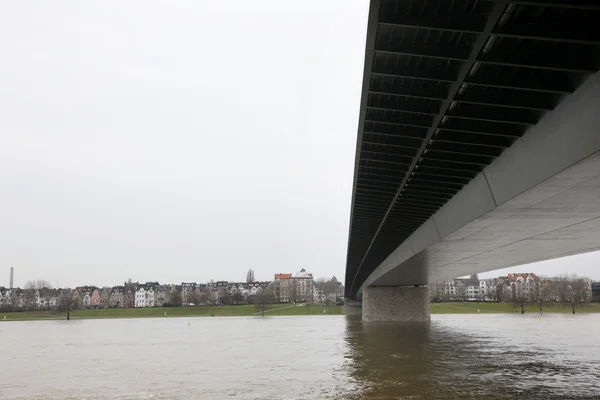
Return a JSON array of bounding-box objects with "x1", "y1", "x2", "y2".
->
[
  {"x1": 479, "y1": 279, "x2": 497, "y2": 301},
  {"x1": 76, "y1": 287, "x2": 93, "y2": 308},
  {"x1": 226, "y1": 282, "x2": 270, "y2": 302},
  {"x1": 36, "y1": 288, "x2": 59, "y2": 310},
  {"x1": 293, "y1": 269, "x2": 314, "y2": 303},
  {"x1": 135, "y1": 286, "x2": 155, "y2": 308}
]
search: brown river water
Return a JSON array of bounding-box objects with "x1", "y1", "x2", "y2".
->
[{"x1": 1, "y1": 314, "x2": 599, "y2": 399}]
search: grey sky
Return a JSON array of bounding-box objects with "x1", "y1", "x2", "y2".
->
[
  {"x1": 1, "y1": 0, "x2": 368, "y2": 287},
  {"x1": 1, "y1": 1, "x2": 598, "y2": 289},
  {"x1": 476, "y1": 251, "x2": 600, "y2": 281}
]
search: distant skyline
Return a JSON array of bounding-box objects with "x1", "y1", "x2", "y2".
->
[
  {"x1": 3, "y1": 249, "x2": 599, "y2": 289},
  {"x1": 1, "y1": 1, "x2": 599, "y2": 289}
]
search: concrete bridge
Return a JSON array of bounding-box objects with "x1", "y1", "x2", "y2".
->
[{"x1": 345, "y1": 0, "x2": 600, "y2": 321}]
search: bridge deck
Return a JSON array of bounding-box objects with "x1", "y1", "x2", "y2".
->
[{"x1": 346, "y1": 0, "x2": 600, "y2": 298}]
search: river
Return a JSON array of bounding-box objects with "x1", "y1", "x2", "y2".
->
[{"x1": 1, "y1": 314, "x2": 599, "y2": 399}]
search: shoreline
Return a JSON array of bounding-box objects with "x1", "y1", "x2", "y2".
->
[
  {"x1": 2, "y1": 302, "x2": 599, "y2": 322},
  {"x1": 429, "y1": 302, "x2": 600, "y2": 314},
  {"x1": 0, "y1": 304, "x2": 343, "y2": 322}
]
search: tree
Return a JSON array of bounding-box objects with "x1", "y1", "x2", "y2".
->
[
  {"x1": 495, "y1": 284, "x2": 504, "y2": 303},
  {"x1": 289, "y1": 279, "x2": 298, "y2": 304},
  {"x1": 232, "y1": 291, "x2": 244, "y2": 305},
  {"x1": 58, "y1": 289, "x2": 80, "y2": 320},
  {"x1": 456, "y1": 282, "x2": 467, "y2": 302},
  {"x1": 23, "y1": 280, "x2": 52, "y2": 311},
  {"x1": 246, "y1": 269, "x2": 255, "y2": 283},
  {"x1": 511, "y1": 281, "x2": 529, "y2": 314},
  {"x1": 558, "y1": 277, "x2": 590, "y2": 314},
  {"x1": 254, "y1": 286, "x2": 275, "y2": 316},
  {"x1": 428, "y1": 282, "x2": 445, "y2": 303},
  {"x1": 219, "y1": 289, "x2": 232, "y2": 305},
  {"x1": 188, "y1": 291, "x2": 203, "y2": 306},
  {"x1": 502, "y1": 285, "x2": 512, "y2": 305},
  {"x1": 314, "y1": 277, "x2": 340, "y2": 303},
  {"x1": 200, "y1": 290, "x2": 211, "y2": 305},
  {"x1": 323, "y1": 298, "x2": 332, "y2": 314},
  {"x1": 322, "y1": 279, "x2": 338, "y2": 302},
  {"x1": 534, "y1": 280, "x2": 555, "y2": 316},
  {"x1": 314, "y1": 278, "x2": 326, "y2": 302},
  {"x1": 166, "y1": 289, "x2": 182, "y2": 307},
  {"x1": 485, "y1": 285, "x2": 496, "y2": 302}
]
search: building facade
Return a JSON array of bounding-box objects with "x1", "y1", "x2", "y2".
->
[
  {"x1": 99, "y1": 287, "x2": 111, "y2": 308},
  {"x1": 273, "y1": 273, "x2": 292, "y2": 303},
  {"x1": 110, "y1": 286, "x2": 124, "y2": 308},
  {"x1": 135, "y1": 286, "x2": 155, "y2": 308},
  {"x1": 293, "y1": 269, "x2": 314, "y2": 303}
]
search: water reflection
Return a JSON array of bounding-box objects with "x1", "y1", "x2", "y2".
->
[
  {"x1": 344, "y1": 315, "x2": 433, "y2": 398},
  {"x1": 343, "y1": 314, "x2": 600, "y2": 399}
]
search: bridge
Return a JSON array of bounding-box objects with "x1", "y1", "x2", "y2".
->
[{"x1": 345, "y1": 0, "x2": 600, "y2": 321}]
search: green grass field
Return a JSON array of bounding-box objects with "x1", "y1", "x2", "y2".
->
[
  {"x1": 3, "y1": 302, "x2": 598, "y2": 322},
  {"x1": 430, "y1": 302, "x2": 600, "y2": 314},
  {"x1": 0, "y1": 304, "x2": 343, "y2": 321}
]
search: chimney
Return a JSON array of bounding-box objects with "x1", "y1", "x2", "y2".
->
[{"x1": 9, "y1": 267, "x2": 14, "y2": 289}]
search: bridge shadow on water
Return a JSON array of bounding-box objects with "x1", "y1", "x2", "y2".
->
[{"x1": 341, "y1": 315, "x2": 599, "y2": 400}]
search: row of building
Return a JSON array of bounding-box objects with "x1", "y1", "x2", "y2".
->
[
  {"x1": 429, "y1": 273, "x2": 598, "y2": 302},
  {"x1": 0, "y1": 269, "x2": 345, "y2": 311}
]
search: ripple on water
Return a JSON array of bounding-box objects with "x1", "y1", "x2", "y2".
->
[{"x1": 1, "y1": 314, "x2": 600, "y2": 399}]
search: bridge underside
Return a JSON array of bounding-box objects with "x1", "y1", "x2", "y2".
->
[
  {"x1": 345, "y1": 0, "x2": 600, "y2": 307},
  {"x1": 362, "y1": 81, "x2": 600, "y2": 291}
]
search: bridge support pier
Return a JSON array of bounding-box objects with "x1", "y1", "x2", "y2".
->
[{"x1": 362, "y1": 286, "x2": 430, "y2": 322}]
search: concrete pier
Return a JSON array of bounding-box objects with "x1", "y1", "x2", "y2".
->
[
  {"x1": 343, "y1": 301, "x2": 363, "y2": 316},
  {"x1": 362, "y1": 286, "x2": 430, "y2": 322}
]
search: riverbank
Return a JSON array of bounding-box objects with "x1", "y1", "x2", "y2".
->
[
  {"x1": 430, "y1": 302, "x2": 600, "y2": 314},
  {"x1": 4, "y1": 302, "x2": 599, "y2": 321},
  {"x1": 1, "y1": 304, "x2": 343, "y2": 321}
]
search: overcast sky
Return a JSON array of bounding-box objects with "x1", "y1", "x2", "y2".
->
[
  {"x1": 0, "y1": 0, "x2": 368, "y2": 287},
  {"x1": 1, "y1": 1, "x2": 598, "y2": 289}
]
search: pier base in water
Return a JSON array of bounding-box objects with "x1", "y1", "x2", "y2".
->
[{"x1": 362, "y1": 286, "x2": 430, "y2": 322}]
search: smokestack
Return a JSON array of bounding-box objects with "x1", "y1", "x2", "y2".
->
[{"x1": 9, "y1": 267, "x2": 14, "y2": 289}]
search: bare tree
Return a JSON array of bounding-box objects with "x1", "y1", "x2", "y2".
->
[
  {"x1": 58, "y1": 289, "x2": 80, "y2": 320},
  {"x1": 200, "y1": 290, "x2": 211, "y2": 305},
  {"x1": 188, "y1": 291, "x2": 203, "y2": 306},
  {"x1": 456, "y1": 282, "x2": 467, "y2": 302},
  {"x1": 219, "y1": 289, "x2": 232, "y2": 305},
  {"x1": 246, "y1": 269, "x2": 255, "y2": 283},
  {"x1": 314, "y1": 277, "x2": 340, "y2": 303},
  {"x1": 323, "y1": 279, "x2": 338, "y2": 302},
  {"x1": 23, "y1": 280, "x2": 52, "y2": 311},
  {"x1": 289, "y1": 279, "x2": 298, "y2": 304},
  {"x1": 534, "y1": 280, "x2": 555, "y2": 316},
  {"x1": 232, "y1": 291, "x2": 244, "y2": 305},
  {"x1": 254, "y1": 286, "x2": 275, "y2": 316},
  {"x1": 511, "y1": 282, "x2": 529, "y2": 314},
  {"x1": 314, "y1": 278, "x2": 326, "y2": 302},
  {"x1": 485, "y1": 285, "x2": 495, "y2": 302},
  {"x1": 428, "y1": 282, "x2": 445, "y2": 303},
  {"x1": 323, "y1": 297, "x2": 333, "y2": 314},
  {"x1": 558, "y1": 277, "x2": 590, "y2": 314},
  {"x1": 495, "y1": 284, "x2": 505, "y2": 303},
  {"x1": 167, "y1": 289, "x2": 182, "y2": 307}
]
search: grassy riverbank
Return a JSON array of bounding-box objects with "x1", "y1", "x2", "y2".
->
[
  {"x1": 4, "y1": 302, "x2": 599, "y2": 321},
  {"x1": 430, "y1": 302, "x2": 600, "y2": 314},
  {"x1": 1, "y1": 304, "x2": 343, "y2": 321}
]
